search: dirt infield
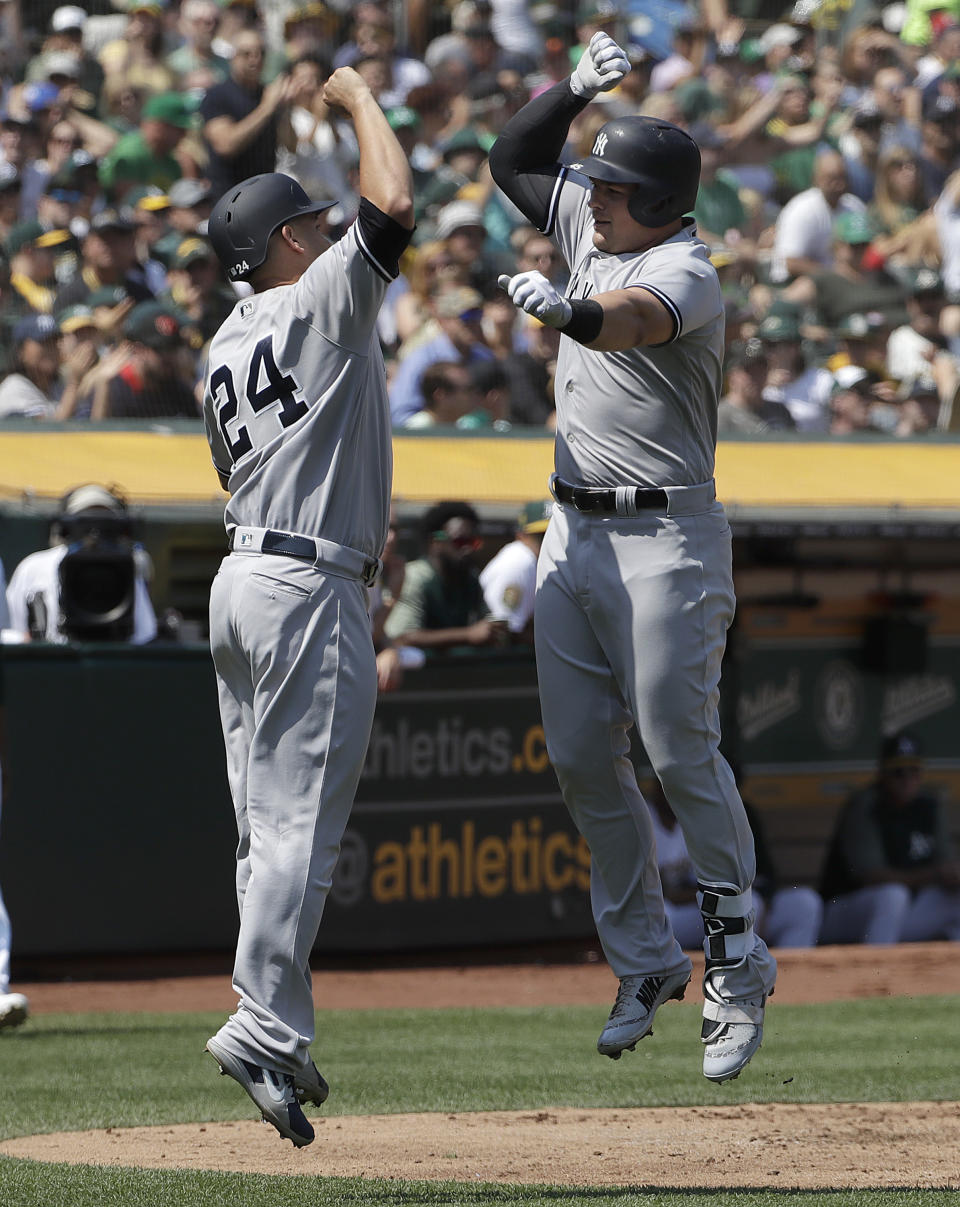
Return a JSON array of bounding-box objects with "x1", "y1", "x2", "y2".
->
[
  {"x1": 4, "y1": 943, "x2": 959, "y2": 1189},
  {"x1": 4, "y1": 1102, "x2": 958, "y2": 1188},
  {"x1": 17, "y1": 941, "x2": 960, "y2": 1014}
]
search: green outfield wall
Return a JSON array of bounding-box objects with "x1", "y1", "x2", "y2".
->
[{"x1": 1, "y1": 630, "x2": 958, "y2": 959}]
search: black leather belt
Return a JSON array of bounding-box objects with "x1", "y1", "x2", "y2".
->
[
  {"x1": 262, "y1": 531, "x2": 316, "y2": 559},
  {"x1": 229, "y1": 528, "x2": 380, "y2": 586},
  {"x1": 229, "y1": 529, "x2": 318, "y2": 559},
  {"x1": 553, "y1": 477, "x2": 668, "y2": 513}
]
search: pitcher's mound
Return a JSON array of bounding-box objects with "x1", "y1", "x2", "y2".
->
[{"x1": 3, "y1": 1101, "x2": 958, "y2": 1188}]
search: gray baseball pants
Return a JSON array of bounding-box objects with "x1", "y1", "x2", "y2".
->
[
  {"x1": 208, "y1": 550, "x2": 377, "y2": 1077},
  {"x1": 535, "y1": 483, "x2": 777, "y2": 1001}
]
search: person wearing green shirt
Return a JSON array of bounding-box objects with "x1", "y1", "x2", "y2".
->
[
  {"x1": 695, "y1": 175, "x2": 746, "y2": 235},
  {"x1": 99, "y1": 92, "x2": 195, "y2": 201},
  {"x1": 691, "y1": 124, "x2": 748, "y2": 242},
  {"x1": 383, "y1": 501, "x2": 508, "y2": 654}
]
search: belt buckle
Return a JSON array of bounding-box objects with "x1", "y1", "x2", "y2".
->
[{"x1": 573, "y1": 487, "x2": 597, "y2": 513}]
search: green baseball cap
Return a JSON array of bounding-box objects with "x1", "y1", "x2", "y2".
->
[
  {"x1": 172, "y1": 235, "x2": 216, "y2": 269},
  {"x1": 142, "y1": 91, "x2": 196, "y2": 128},
  {"x1": 5, "y1": 220, "x2": 72, "y2": 256},
  {"x1": 124, "y1": 300, "x2": 186, "y2": 349},
  {"x1": 834, "y1": 310, "x2": 887, "y2": 339},
  {"x1": 673, "y1": 78, "x2": 724, "y2": 121},
  {"x1": 725, "y1": 337, "x2": 767, "y2": 370},
  {"x1": 125, "y1": 184, "x2": 171, "y2": 211},
  {"x1": 758, "y1": 311, "x2": 801, "y2": 342},
  {"x1": 738, "y1": 38, "x2": 764, "y2": 63},
  {"x1": 150, "y1": 228, "x2": 187, "y2": 268},
  {"x1": 386, "y1": 106, "x2": 420, "y2": 132},
  {"x1": 518, "y1": 500, "x2": 553, "y2": 534},
  {"x1": 833, "y1": 211, "x2": 877, "y2": 245},
  {"x1": 57, "y1": 303, "x2": 98, "y2": 333},
  {"x1": 86, "y1": 284, "x2": 132, "y2": 308},
  {"x1": 441, "y1": 126, "x2": 495, "y2": 159}
]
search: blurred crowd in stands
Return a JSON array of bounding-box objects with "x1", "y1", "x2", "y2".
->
[{"x1": 0, "y1": 0, "x2": 959, "y2": 434}]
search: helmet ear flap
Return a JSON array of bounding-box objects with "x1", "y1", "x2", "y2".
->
[{"x1": 629, "y1": 190, "x2": 678, "y2": 227}]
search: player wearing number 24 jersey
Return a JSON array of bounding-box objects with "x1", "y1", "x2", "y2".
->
[{"x1": 200, "y1": 67, "x2": 414, "y2": 1148}]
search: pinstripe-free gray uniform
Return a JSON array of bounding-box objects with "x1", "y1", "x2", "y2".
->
[
  {"x1": 202, "y1": 219, "x2": 394, "y2": 1078},
  {"x1": 535, "y1": 170, "x2": 777, "y2": 1002}
]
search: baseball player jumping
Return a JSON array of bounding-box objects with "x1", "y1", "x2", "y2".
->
[
  {"x1": 490, "y1": 33, "x2": 777, "y2": 1083},
  {"x1": 202, "y1": 68, "x2": 414, "y2": 1146}
]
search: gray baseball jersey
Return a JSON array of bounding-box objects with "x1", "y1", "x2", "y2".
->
[
  {"x1": 203, "y1": 199, "x2": 411, "y2": 1085},
  {"x1": 490, "y1": 86, "x2": 777, "y2": 1055},
  {"x1": 202, "y1": 218, "x2": 394, "y2": 558},
  {"x1": 549, "y1": 175, "x2": 724, "y2": 488}
]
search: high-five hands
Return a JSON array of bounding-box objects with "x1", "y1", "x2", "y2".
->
[
  {"x1": 570, "y1": 31, "x2": 631, "y2": 98},
  {"x1": 498, "y1": 271, "x2": 572, "y2": 328}
]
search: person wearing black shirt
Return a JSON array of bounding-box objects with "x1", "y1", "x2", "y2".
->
[
  {"x1": 200, "y1": 28, "x2": 297, "y2": 202},
  {"x1": 820, "y1": 731, "x2": 960, "y2": 943}
]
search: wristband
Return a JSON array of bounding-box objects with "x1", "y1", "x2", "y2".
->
[
  {"x1": 569, "y1": 71, "x2": 597, "y2": 100},
  {"x1": 560, "y1": 298, "x2": 604, "y2": 345}
]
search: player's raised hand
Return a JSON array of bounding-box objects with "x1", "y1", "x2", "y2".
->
[
  {"x1": 321, "y1": 66, "x2": 374, "y2": 115},
  {"x1": 498, "y1": 271, "x2": 572, "y2": 329},
  {"x1": 570, "y1": 32, "x2": 631, "y2": 98}
]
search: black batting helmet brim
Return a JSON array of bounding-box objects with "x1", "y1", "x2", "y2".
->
[{"x1": 569, "y1": 155, "x2": 641, "y2": 185}]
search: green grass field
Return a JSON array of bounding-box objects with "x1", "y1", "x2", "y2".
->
[{"x1": 0, "y1": 996, "x2": 956, "y2": 1206}]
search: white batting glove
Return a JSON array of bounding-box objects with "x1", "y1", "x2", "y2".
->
[
  {"x1": 498, "y1": 271, "x2": 572, "y2": 328},
  {"x1": 570, "y1": 31, "x2": 631, "y2": 98}
]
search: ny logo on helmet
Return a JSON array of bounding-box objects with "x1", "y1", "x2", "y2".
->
[{"x1": 592, "y1": 131, "x2": 609, "y2": 157}]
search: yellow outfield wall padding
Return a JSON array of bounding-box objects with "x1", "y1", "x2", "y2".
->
[
  {"x1": 0, "y1": 432, "x2": 223, "y2": 504},
  {"x1": 714, "y1": 441, "x2": 960, "y2": 507},
  {"x1": 0, "y1": 430, "x2": 957, "y2": 510},
  {"x1": 391, "y1": 436, "x2": 556, "y2": 503}
]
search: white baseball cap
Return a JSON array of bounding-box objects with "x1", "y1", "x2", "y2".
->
[
  {"x1": 833, "y1": 364, "x2": 869, "y2": 391},
  {"x1": 756, "y1": 23, "x2": 802, "y2": 52},
  {"x1": 62, "y1": 484, "x2": 125, "y2": 516},
  {"x1": 50, "y1": 5, "x2": 87, "y2": 31},
  {"x1": 45, "y1": 51, "x2": 82, "y2": 79},
  {"x1": 51, "y1": 5, "x2": 88, "y2": 32},
  {"x1": 435, "y1": 199, "x2": 485, "y2": 240}
]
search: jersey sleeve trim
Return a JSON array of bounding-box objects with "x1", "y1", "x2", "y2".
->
[
  {"x1": 212, "y1": 457, "x2": 231, "y2": 489},
  {"x1": 633, "y1": 283, "x2": 682, "y2": 344},
  {"x1": 355, "y1": 221, "x2": 394, "y2": 282},
  {"x1": 542, "y1": 166, "x2": 569, "y2": 237},
  {"x1": 355, "y1": 197, "x2": 413, "y2": 282}
]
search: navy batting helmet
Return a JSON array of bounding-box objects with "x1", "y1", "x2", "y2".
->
[
  {"x1": 571, "y1": 117, "x2": 701, "y2": 228},
  {"x1": 207, "y1": 173, "x2": 335, "y2": 282}
]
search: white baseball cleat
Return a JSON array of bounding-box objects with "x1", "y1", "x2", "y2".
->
[
  {"x1": 597, "y1": 970, "x2": 691, "y2": 1058},
  {"x1": 701, "y1": 990, "x2": 769, "y2": 1083},
  {"x1": 205, "y1": 1037, "x2": 315, "y2": 1147},
  {"x1": 0, "y1": 993, "x2": 29, "y2": 1031}
]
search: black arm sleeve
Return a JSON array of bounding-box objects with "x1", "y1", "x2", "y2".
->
[
  {"x1": 354, "y1": 197, "x2": 414, "y2": 281},
  {"x1": 488, "y1": 79, "x2": 590, "y2": 231}
]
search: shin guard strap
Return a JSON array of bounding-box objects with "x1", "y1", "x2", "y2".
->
[
  {"x1": 697, "y1": 884, "x2": 753, "y2": 918},
  {"x1": 702, "y1": 997, "x2": 766, "y2": 1026}
]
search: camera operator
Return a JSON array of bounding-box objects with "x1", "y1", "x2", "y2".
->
[{"x1": 5, "y1": 484, "x2": 157, "y2": 643}]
